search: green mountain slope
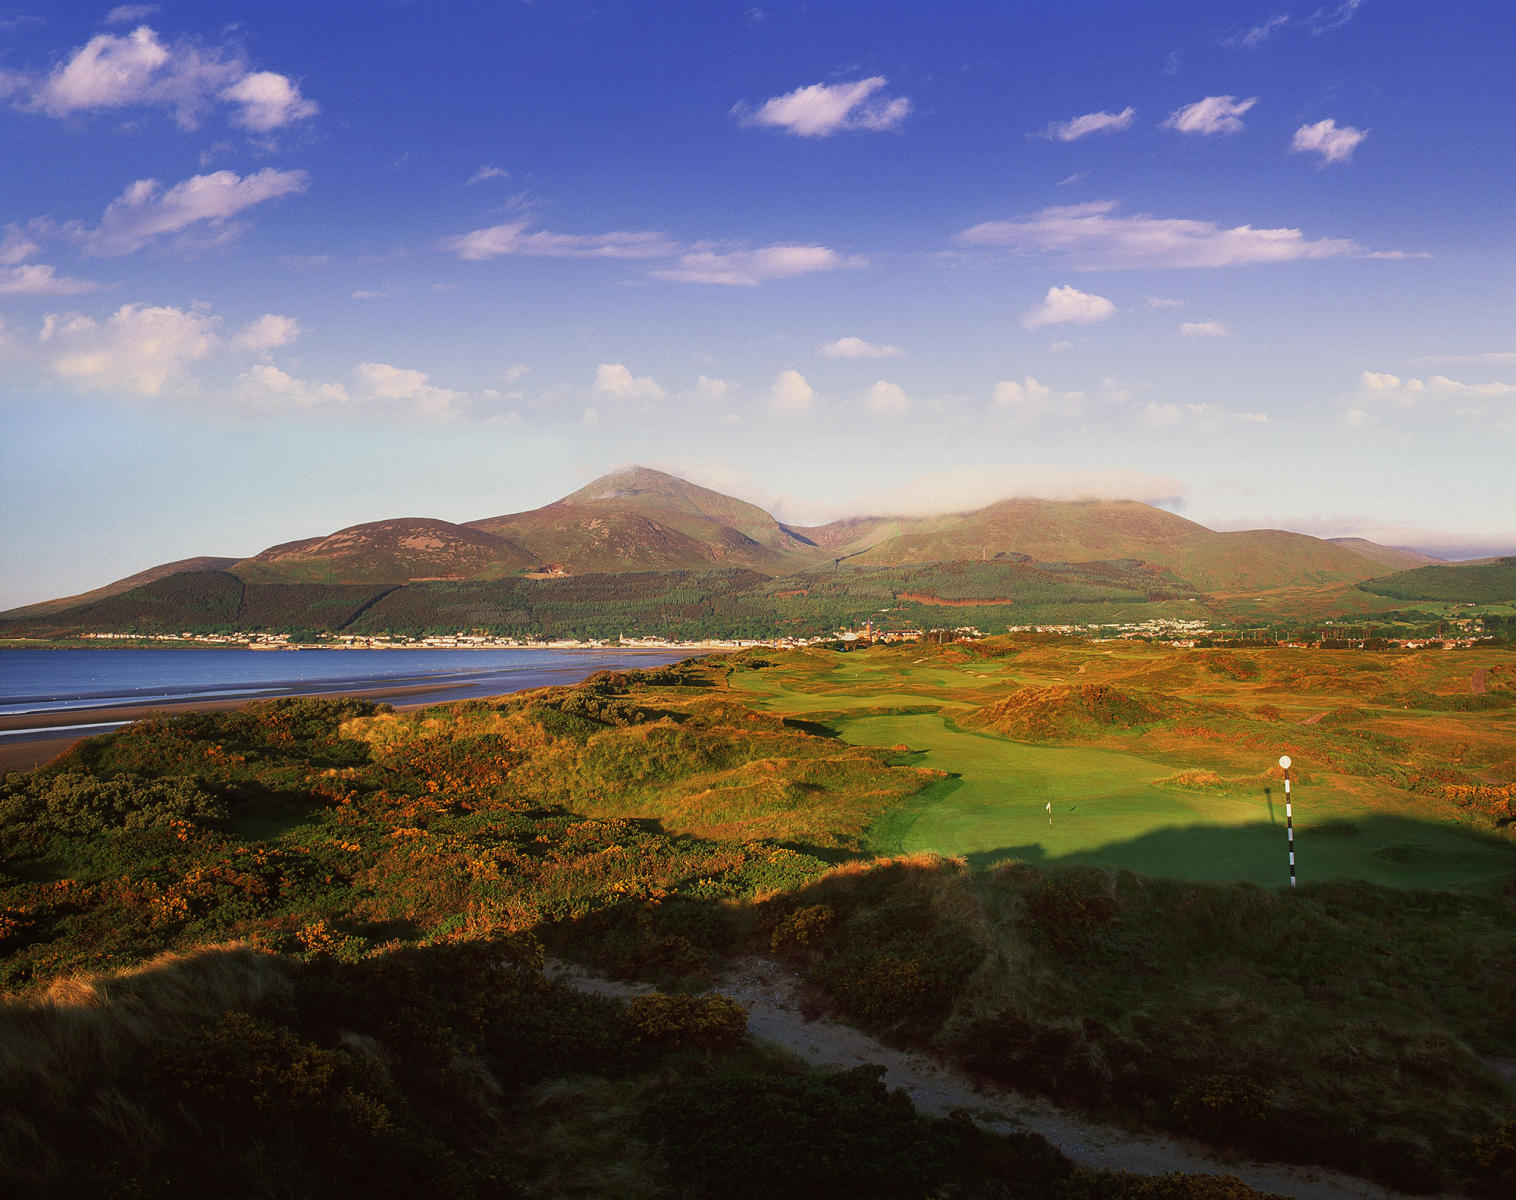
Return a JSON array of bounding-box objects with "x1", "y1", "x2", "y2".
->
[
  {"x1": 1359, "y1": 556, "x2": 1516, "y2": 602},
  {"x1": 850, "y1": 499, "x2": 1390, "y2": 593},
  {"x1": 0, "y1": 556, "x2": 241, "y2": 619}
]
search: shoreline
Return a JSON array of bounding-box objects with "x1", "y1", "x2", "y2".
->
[
  {"x1": 0, "y1": 640, "x2": 784, "y2": 652},
  {"x1": 0, "y1": 650, "x2": 703, "y2": 774}
]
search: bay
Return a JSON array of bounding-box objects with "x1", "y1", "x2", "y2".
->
[{"x1": 0, "y1": 646, "x2": 696, "y2": 720}]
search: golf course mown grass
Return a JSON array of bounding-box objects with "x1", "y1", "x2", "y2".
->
[{"x1": 731, "y1": 637, "x2": 1516, "y2": 889}]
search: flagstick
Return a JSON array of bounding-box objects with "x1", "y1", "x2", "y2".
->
[{"x1": 1280, "y1": 755, "x2": 1296, "y2": 887}]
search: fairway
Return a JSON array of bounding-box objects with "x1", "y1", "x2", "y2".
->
[{"x1": 730, "y1": 642, "x2": 1516, "y2": 889}]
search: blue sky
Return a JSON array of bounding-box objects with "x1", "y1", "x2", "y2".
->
[{"x1": 2, "y1": 1, "x2": 1513, "y2": 609}]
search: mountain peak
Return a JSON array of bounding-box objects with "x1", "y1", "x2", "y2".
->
[{"x1": 564, "y1": 466, "x2": 695, "y2": 503}]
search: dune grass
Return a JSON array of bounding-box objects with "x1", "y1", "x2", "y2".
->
[
  {"x1": 762, "y1": 855, "x2": 1516, "y2": 1193},
  {"x1": 2, "y1": 644, "x2": 1513, "y2": 1195}
]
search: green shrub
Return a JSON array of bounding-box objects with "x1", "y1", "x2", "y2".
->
[
  {"x1": 1170, "y1": 1074, "x2": 1275, "y2": 1140},
  {"x1": 642, "y1": 1063, "x2": 938, "y2": 1200},
  {"x1": 624, "y1": 992, "x2": 747, "y2": 1052},
  {"x1": 769, "y1": 903, "x2": 835, "y2": 957},
  {"x1": 3, "y1": 772, "x2": 227, "y2": 836}
]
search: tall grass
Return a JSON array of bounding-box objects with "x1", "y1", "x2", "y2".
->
[{"x1": 767, "y1": 856, "x2": 1516, "y2": 1193}]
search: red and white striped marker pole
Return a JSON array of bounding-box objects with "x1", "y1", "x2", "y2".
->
[{"x1": 1280, "y1": 755, "x2": 1296, "y2": 887}]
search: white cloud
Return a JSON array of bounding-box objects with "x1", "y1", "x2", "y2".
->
[
  {"x1": 234, "y1": 361, "x2": 477, "y2": 418},
  {"x1": 818, "y1": 336, "x2": 902, "y2": 359},
  {"x1": 231, "y1": 313, "x2": 300, "y2": 355},
  {"x1": 105, "y1": 6, "x2": 160, "y2": 24},
  {"x1": 0, "y1": 263, "x2": 100, "y2": 295},
  {"x1": 651, "y1": 244, "x2": 863, "y2": 286},
  {"x1": 1353, "y1": 370, "x2": 1516, "y2": 428},
  {"x1": 1307, "y1": 1, "x2": 1363, "y2": 35},
  {"x1": 32, "y1": 26, "x2": 186, "y2": 117},
  {"x1": 85, "y1": 167, "x2": 309, "y2": 256},
  {"x1": 0, "y1": 226, "x2": 42, "y2": 265},
  {"x1": 465, "y1": 164, "x2": 509, "y2": 186},
  {"x1": 959, "y1": 200, "x2": 1407, "y2": 269},
  {"x1": 1142, "y1": 402, "x2": 1182, "y2": 428},
  {"x1": 1021, "y1": 284, "x2": 1116, "y2": 329},
  {"x1": 1163, "y1": 95, "x2": 1257, "y2": 135},
  {"x1": 235, "y1": 363, "x2": 350, "y2": 408},
  {"x1": 15, "y1": 24, "x2": 314, "y2": 134},
  {"x1": 43, "y1": 302, "x2": 218, "y2": 395},
  {"x1": 593, "y1": 362, "x2": 667, "y2": 401},
  {"x1": 1145, "y1": 296, "x2": 1184, "y2": 309},
  {"x1": 770, "y1": 369, "x2": 815, "y2": 413},
  {"x1": 1291, "y1": 118, "x2": 1368, "y2": 164},
  {"x1": 354, "y1": 361, "x2": 466, "y2": 417},
  {"x1": 350, "y1": 288, "x2": 393, "y2": 301},
  {"x1": 863, "y1": 380, "x2": 910, "y2": 413},
  {"x1": 446, "y1": 219, "x2": 861, "y2": 287},
  {"x1": 33, "y1": 300, "x2": 478, "y2": 418},
  {"x1": 221, "y1": 71, "x2": 318, "y2": 133},
  {"x1": 734, "y1": 76, "x2": 911, "y2": 137},
  {"x1": 1407, "y1": 374, "x2": 1513, "y2": 399},
  {"x1": 1040, "y1": 106, "x2": 1135, "y2": 141},
  {"x1": 1226, "y1": 15, "x2": 1290, "y2": 48},
  {"x1": 855, "y1": 465, "x2": 1185, "y2": 515},
  {"x1": 693, "y1": 375, "x2": 735, "y2": 402},
  {"x1": 989, "y1": 376, "x2": 1091, "y2": 428},
  {"x1": 992, "y1": 376, "x2": 1051, "y2": 408},
  {"x1": 1361, "y1": 372, "x2": 1403, "y2": 390},
  {"x1": 445, "y1": 220, "x2": 676, "y2": 261},
  {"x1": 1180, "y1": 319, "x2": 1230, "y2": 338}
]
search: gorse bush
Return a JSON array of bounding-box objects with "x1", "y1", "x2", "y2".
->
[
  {"x1": 1170, "y1": 1075, "x2": 1275, "y2": 1140},
  {"x1": 768, "y1": 903, "x2": 835, "y2": 957},
  {"x1": 623, "y1": 992, "x2": 747, "y2": 1052},
  {"x1": 2, "y1": 771, "x2": 227, "y2": 835}
]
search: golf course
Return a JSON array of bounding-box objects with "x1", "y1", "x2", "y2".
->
[{"x1": 732, "y1": 637, "x2": 1516, "y2": 889}]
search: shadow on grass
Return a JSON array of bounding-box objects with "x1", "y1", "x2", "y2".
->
[{"x1": 958, "y1": 811, "x2": 1516, "y2": 890}]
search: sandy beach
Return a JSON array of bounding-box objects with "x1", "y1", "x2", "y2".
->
[{"x1": 0, "y1": 674, "x2": 621, "y2": 774}]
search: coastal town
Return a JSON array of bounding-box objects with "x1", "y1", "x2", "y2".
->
[{"x1": 71, "y1": 615, "x2": 1493, "y2": 652}]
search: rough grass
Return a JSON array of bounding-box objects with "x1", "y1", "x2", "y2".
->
[{"x1": 771, "y1": 855, "x2": 1516, "y2": 1194}]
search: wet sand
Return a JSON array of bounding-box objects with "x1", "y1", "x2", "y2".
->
[{"x1": 0, "y1": 669, "x2": 667, "y2": 774}]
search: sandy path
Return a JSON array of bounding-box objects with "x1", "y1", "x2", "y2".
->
[
  {"x1": 1302, "y1": 711, "x2": 1327, "y2": 725},
  {"x1": 1471, "y1": 669, "x2": 1488, "y2": 695},
  {"x1": 546, "y1": 956, "x2": 1463, "y2": 1200}
]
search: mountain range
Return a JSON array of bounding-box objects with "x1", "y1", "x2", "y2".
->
[{"x1": 3, "y1": 467, "x2": 1464, "y2": 634}]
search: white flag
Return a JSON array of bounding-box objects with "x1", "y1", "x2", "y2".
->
[{"x1": 1045, "y1": 802, "x2": 1052, "y2": 813}]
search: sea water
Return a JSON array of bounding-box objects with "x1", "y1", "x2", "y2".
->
[{"x1": 0, "y1": 646, "x2": 694, "y2": 719}]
